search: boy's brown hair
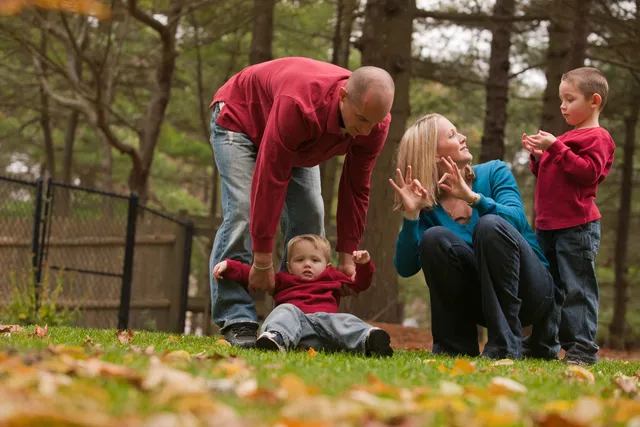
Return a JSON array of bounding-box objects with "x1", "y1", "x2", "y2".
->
[
  {"x1": 562, "y1": 67, "x2": 609, "y2": 111},
  {"x1": 286, "y1": 234, "x2": 332, "y2": 263}
]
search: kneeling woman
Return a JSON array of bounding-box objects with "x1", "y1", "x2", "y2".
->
[{"x1": 390, "y1": 113, "x2": 558, "y2": 360}]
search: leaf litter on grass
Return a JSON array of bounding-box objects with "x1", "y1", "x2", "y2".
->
[{"x1": 2, "y1": 327, "x2": 640, "y2": 426}]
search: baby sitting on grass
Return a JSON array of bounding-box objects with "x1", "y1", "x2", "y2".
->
[{"x1": 213, "y1": 234, "x2": 393, "y2": 357}]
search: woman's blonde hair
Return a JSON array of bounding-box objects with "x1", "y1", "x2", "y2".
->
[{"x1": 393, "y1": 113, "x2": 475, "y2": 211}]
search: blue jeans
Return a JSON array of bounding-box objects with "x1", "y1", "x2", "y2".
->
[
  {"x1": 261, "y1": 303, "x2": 374, "y2": 353},
  {"x1": 209, "y1": 102, "x2": 325, "y2": 331},
  {"x1": 536, "y1": 220, "x2": 600, "y2": 363},
  {"x1": 419, "y1": 215, "x2": 558, "y2": 359}
]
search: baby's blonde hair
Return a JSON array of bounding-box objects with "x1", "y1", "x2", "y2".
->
[
  {"x1": 394, "y1": 113, "x2": 475, "y2": 211},
  {"x1": 286, "y1": 234, "x2": 332, "y2": 264}
]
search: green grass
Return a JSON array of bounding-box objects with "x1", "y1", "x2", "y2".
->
[{"x1": 1, "y1": 326, "x2": 640, "y2": 426}]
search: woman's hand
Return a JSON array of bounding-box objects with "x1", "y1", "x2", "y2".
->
[
  {"x1": 389, "y1": 166, "x2": 429, "y2": 220},
  {"x1": 437, "y1": 157, "x2": 477, "y2": 203}
]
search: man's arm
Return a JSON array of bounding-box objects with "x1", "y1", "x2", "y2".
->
[{"x1": 335, "y1": 117, "x2": 390, "y2": 260}]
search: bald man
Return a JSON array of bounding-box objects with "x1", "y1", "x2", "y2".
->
[{"x1": 208, "y1": 57, "x2": 394, "y2": 348}]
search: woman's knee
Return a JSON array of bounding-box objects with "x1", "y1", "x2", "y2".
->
[
  {"x1": 419, "y1": 226, "x2": 454, "y2": 257},
  {"x1": 473, "y1": 214, "x2": 513, "y2": 243}
]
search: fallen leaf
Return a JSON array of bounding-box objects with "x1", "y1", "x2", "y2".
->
[
  {"x1": 166, "y1": 350, "x2": 191, "y2": 361},
  {"x1": 488, "y1": 377, "x2": 527, "y2": 395},
  {"x1": 235, "y1": 377, "x2": 258, "y2": 398},
  {"x1": 567, "y1": 365, "x2": 595, "y2": 384},
  {"x1": 166, "y1": 336, "x2": 180, "y2": 343},
  {"x1": 450, "y1": 358, "x2": 476, "y2": 375},
  {"x1": 613, "y1": 373, "x2": 638, "y2": 395},
  {"x1": 215, "y1": 338, "x2": 231, "y2": 347},
  {"x1": 116, "y1": 329, "x2": 134, "y2": 344},
  {"x1": 492, "y1": 359, "x2": 515, "y2": 367},
  {"x1": 279, "y1": 373, "x2": 315, "y2": 399},
  {"x1": 439, "y1": 380, "x2": 463, "y2": 396},
  {"x1": 422, "y1": 359, "x2": 437, "y2": 364},
  {"x1": 0, "y1": 325, "x2": 25, "y2": 334},
  {"x1": 307, "y1": 348, "x2": 318, "y2": 359},
  {"x1": 33, "y1": 324, "x2": 48, "y2": 338}
]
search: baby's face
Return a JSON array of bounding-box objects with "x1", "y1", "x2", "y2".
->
[{"x1": 287, "y1": 241, "x2": 328, "y2": 281}]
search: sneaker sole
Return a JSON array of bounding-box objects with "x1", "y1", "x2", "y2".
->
[
  {"x1": 367, "y1": 329, "x2": 393, "y2": 357},
  {"x1": 256, "y1": 336, "x2": 282, "y2": 351}
]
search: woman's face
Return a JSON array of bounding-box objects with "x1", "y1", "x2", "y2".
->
[{"x1": 436, "y1": 117, "x2": 473, "y2": 165}]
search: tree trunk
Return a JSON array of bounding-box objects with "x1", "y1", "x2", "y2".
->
[
  {"x1": 322, "y1": 0, "x2": 359, "y2": 235},
  {"x1": 100, "y1": 132, "x2": 114, "y2": 217},
  {"x1": 341, "y1": 0, "x2": 414, "y2": 323},
  {"x1": 38, "y1": 29, "x2": 55, "y2": 180},
  {"x1": 249, "y1": 0, "x2": 275, "y2": 65},
  {"x1": 608, "y1": 83, "x2": 640, "y2": 349},
  {"x1": 479, "y1": 0, "x2": 515, "y2": 163},
  {"x1": 129, "y1": 0, "x2": 184, "y2": 203}
]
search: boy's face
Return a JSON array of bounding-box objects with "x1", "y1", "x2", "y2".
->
[
  {"x1": 559, "y1": 80, "x2": 599, "y2": 127},
  {"x1": 286, "y1": 240, "x2": 329, "y2": 281}
]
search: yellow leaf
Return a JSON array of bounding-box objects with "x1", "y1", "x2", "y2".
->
[
  {"x1": 280, "y1": 373, "x2": 311, "y2": 399},
  {"x1": 307, "y1": 347, "x2": 318, "y2": 359},
  {"x1": 542, "y1": 400, "x2": 574, "y2": 413},
  {"x1": 437, "y1": 364, "x2": 449, "y2": 374},
  {"x1": 611, "y1": 399, "x2": 640, "y2": 423},
  {"x1": 451, "y1": 358, "x2": 476, "y2": 375},
  {"x1": 474, "y1": 408, "x2": 519, "y2": 426},
  {"x1": 166, "y1": 336, "x2": 180, "y2": 343},
  {"x1": 492, "y1": 359, "x2": 515, "y2": 367},
  {"x1": 567, "y1": 365, "x2": 595, "y2": 384},
  {"x1": 488, "y1": 377, "x2": 527, "y2": 395},
  {"x1": 166, "y1": 350, "x2": 191, "y2": 361},
  {"x1": 215, "y1": 338, "x2": 231, "y2": 347}
]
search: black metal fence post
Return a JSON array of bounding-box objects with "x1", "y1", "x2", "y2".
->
[
  {"x1": 31, "y1": 177, "x2": 44, "y2": 310},
  {"x1": 118, "y1": 192, "x2": 138, "y2": 330},
  {"x1": 178, "y1": 219, "x2": 194, "y2": 333}
]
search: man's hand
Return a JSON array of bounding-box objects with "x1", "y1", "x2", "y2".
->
[
  {"x1": 248, "y1": 252, "x2": 275, "y2": 294},
  {"x1": 338, "y1": 251, "x2": 358, "y2": 296}
]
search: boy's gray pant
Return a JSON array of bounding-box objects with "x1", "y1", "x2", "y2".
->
[{"x1": 260, "y1": 303, "x2": 374, "y2": 354}]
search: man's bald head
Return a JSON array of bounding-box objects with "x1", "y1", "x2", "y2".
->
[
  {"x1": 345, "y1": 66, "x2": 395, "y2": 108},
  {"x1": 338, "y1": 66, "x2": 395, "y2": 137}
]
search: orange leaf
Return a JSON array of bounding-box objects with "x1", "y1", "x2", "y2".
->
[
  {"x1": 33, "y1": 324, "x2": 48, "y2": 338},
  {"x1": 566, "y1": 365, "x2": 595, "y2": 384},
  {"x1": 116, "y1": 329, "x2": 134, "y2": 344},
  {"x1": 165, "y1": 336, "x2": 180, "y2": 343},
  {"x1": 215, "y1": 338, "x2": 231, "y2": 347},
  {"x1": 488, "y1": 377, "x2": 527, "y2": 395},
  {"x1": 307, "y1": 347, "x2": 318, "y2": 359},
  {"x1": 0, "y1": 325, "x2": 25, "y2": 334},
  {"x1": 451, "y1": 358, "x2": 476, "y2": 375}
]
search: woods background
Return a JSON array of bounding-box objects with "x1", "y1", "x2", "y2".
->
[{"x1": 1, "y1": 0, "x2": 639, "y2": 349}]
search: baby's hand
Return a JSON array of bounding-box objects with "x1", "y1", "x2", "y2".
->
[
  {"x1": 213, "y1": 260, "x2": 228, "y2": 280},
  {"x1": 352, "y1": 250, "x2": 370, "y2": 265}
]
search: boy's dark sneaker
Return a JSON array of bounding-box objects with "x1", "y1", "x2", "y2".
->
[
  {"x1": 365, "y1": 328, "x2": 393, "y2": 357},
  {"x1": 256, "y1": 331, "x2": 286, "y2": 353},
  {"x1": 223, "y1": 323, "x2": 258, "y2": 348}
]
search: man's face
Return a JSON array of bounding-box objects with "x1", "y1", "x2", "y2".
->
[{"x1": 338, "y1": 87, "x2": 391, "y2": 137}]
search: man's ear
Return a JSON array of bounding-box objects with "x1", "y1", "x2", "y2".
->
[{"x1": 592, "y1": 93, "x2": 602, "y2": 109}]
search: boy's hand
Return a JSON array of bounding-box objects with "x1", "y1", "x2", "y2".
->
[
  {"x1": 213, "y1": 260, "x2": 228, "y2": 280},
  {"x1": 352, "y1": 250, "x2": 370, "y2": 264},
  {"x1": 524, "y1": 130, "x2": 557, "y2": 152},
  {"x1": 522, "y1": 133, "x2": 545, "y2": 160}
]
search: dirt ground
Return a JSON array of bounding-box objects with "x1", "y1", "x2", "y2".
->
[{"x1": 370, "y1": 321, "x2": 640, "y2": 361}]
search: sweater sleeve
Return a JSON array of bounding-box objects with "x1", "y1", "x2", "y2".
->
[
  {"x1": 335, "y1": 117, "x2": 390, "y2": 253},
  {"x1": 351, "y1": 260, "x2": 375, "y2": 292},
  {"x1": 529, "y1": 154, "x2": 540, "y2": 177},
  {"x1": 474, "y1": 161, "x2": 530, "y2": 233},
  {"x1": 250, "y1": 96, "x2": 311, "y2": 253},
  {"x1": 222, "y1": 259, "x2": 251, "y2": 286},
  {"x1": 545, "y1": 133, "x2": 615, "y2": 186},
  {"x1": 394, "y1": 217, "x2": 423, "y2": 278}
]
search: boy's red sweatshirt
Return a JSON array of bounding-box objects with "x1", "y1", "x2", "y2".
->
[
  {"x1": 530, "y1": 127, "x2": 615, "y2": 231},
  {"x1": 222, "y1": 259, "x2": 374, "y2": 314}
]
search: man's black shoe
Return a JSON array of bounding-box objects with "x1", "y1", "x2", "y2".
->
[{"x1": 223, "y1": 323, "x2": 258, "y2": 348}]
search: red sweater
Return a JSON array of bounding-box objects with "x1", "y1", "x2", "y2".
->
[
  {"x1": 530, "y1": 127, "x2": 615, "y2": 230},
  {"x1": 222, "y1": 259, "x2": 375, "y2": 314},
  {"x1": 210, "y1": 57, "x2": 391, "y2": 254}
]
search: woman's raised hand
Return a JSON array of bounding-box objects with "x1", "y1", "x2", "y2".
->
[
  {"x1": 437, "y1": 156, "x2": 475, "y2": 202},
  {"x1": 389, "y1": 165, "x2": 429, "y2": 220}
]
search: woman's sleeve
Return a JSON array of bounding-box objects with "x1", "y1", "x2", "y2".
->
[{"x1": 394, "y1": 217, "x2": 423, "y2": 278}]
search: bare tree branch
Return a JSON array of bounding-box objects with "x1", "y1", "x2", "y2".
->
[
  {"x1": 126, "y1": 0, "x2": 167, "y2": 36},
  {"x1": 414, "y1": 9, "x2": 549, "y2": 26}
]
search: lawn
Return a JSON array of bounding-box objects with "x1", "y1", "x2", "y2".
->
[{"x1": 1, "y1": 325, "x2": 640, "y2": 426}]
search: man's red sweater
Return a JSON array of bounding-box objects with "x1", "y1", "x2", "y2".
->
[
  {"x1": 222, "y1": 259, "x2": 374, "y2": 314},
  {"x1": 210, "y1": 57, "x2": 391, "y2": 254},
  {"x1": 530, "y1": 127, "x2": 615, "y2": 231}
]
